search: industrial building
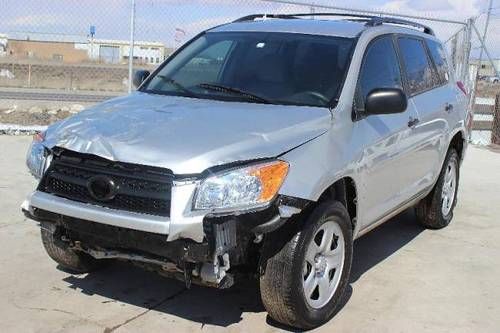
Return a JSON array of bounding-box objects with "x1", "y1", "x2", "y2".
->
[
  {"x1": 470, "y1": 58, "x2": 500, "y2": 77},
  {"x1": 0, "y1": 32, "x2": 170, "y2": 65}
]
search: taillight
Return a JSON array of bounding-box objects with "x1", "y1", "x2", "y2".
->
[
  {"x1": 33, "y1": 131, "x2": 45, "y2": 143},
  {"x1": 457, "y1": 81, "x2": 467, "y2": 96}
]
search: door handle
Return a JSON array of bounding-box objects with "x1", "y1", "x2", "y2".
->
[
  {"x1": 445, "y1": 103, "x2": 454, "y2": 113},
  {"x1": 408, "y1": 117, "x2": 420, "y2": 128}
]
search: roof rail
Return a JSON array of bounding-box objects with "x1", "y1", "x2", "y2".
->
[
  {"x1": 366, "y1": 16, "x2": 434, "y2": 36},
  {"x1": 233, "y1": 13, "x2": 435, "y2": 36},
  {"x1": 233, "y1": 14, "x2": 297, "y2": 22}
]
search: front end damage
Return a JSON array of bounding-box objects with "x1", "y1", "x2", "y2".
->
[
  {"x1": 22, "y1": 144, "x2": 311, "y2": 289},
  {"x1": 21, "y1": 93, "x2": 329, "y2": 288},
  {"x1": 23, "y1": 193, "x2": 308, "y2": 289}
]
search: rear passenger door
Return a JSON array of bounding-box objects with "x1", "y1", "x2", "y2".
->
[{"x1": 397, "y1": 37, "x2": 450, "y2": 193}]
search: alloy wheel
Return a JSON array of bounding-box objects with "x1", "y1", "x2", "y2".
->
[{"x1": 302, "y1": 220, "x2": 345, "y2": 309}]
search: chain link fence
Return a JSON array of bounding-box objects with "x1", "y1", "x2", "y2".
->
[
  {"x1": 468, "y1": 9, "x2": 500, "y2": 146},
  {"x1": 1, "y1": 0, "x2": 499, "y2": 144}
]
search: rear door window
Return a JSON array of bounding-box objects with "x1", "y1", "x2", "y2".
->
[
  {"x1": 426, "y1": 39, "x2": 450, "y2": 84},
  {"x1": 398, "y1": 37, "x2": 435, "y2": 95}
]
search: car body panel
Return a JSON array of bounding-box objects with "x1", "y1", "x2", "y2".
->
[{"x1": 42, "y1": 92, "x2": 332, "y2": 175}]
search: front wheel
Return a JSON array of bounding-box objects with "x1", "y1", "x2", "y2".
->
[
  {"x1": 41, "y1": 222, "x2": 105, "y2": 273},
  {"x1": 416, "y1": 148, "x2": 460, "y2": 229},
  {"x1": 259, "y1": 201, "x2": 353, "y2": 329}
]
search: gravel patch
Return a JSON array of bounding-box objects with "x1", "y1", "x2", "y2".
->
[{"x1": 0, "y1": 104, "x2": 83, "y2": 127}]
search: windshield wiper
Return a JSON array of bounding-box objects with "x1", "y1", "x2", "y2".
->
[
  {"x1": 197, "y1": 83, "x2": 271, "y2": 104},
  {"x1": 156, "y1": 75, "x2": 197, "y2": 97}
]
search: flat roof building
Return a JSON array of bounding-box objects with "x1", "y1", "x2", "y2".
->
[{"x1": 1, "y1": 32, "x2": 171, "y2": 65}]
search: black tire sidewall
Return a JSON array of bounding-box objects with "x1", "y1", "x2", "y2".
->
[
  {"x1": 40, "y1": 222, "x2": 102, "y2": 273},
  {"x1": 289, "y1": 202, "x2": 353, "y2": 328}
]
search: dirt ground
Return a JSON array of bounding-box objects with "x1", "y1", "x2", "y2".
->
[
  {"x1": 0, "y1": 136, "x2": 499, "y2": 333},
  {"x1": 0, "y1": 107, "x2": 74, "y2": 126}
]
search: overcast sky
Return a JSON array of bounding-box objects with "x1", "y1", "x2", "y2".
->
[{"x1": 1, "y1": 0, "x2": 499, "y2": 56}]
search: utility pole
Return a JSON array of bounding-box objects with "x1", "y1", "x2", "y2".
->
[
  {"x1": 477, "y1": 0, "x2": 494, "y2": 78},
  {"x1": 128, "y1": 0, "x2": 136, "y2": 94},
  {"x1": 471, "y1": 0, "x2": 495, "y2": 132}
]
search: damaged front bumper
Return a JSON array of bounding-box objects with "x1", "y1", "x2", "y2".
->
[{"x1": 22, "y1": 190, "x2": 308, "y2": 288}]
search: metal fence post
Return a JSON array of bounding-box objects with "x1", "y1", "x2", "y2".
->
[
  {"x1": 28, "y1": 63, "x2": 31, "y2": 88},
  {"x1": 128, "y1": 0, "x2": 136, "y2": 94},
  {"x1": 492, "y1": 95, "x2": 500, "y2": 145},
  {"x1": 450, "y1": 34, "x2": 457, "y2": 73}
]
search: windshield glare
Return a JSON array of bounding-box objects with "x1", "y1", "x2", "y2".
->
[{"x1": 143, "y1": 32, "x2": 355, "y2": 107}]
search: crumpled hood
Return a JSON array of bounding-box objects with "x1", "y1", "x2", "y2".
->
[{"x1": 44, "y1": 92, "x2": 331, "y2": 174}]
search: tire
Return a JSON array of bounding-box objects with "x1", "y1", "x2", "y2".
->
[
  {"x1": 416, "y1": 148, "x2": 460, "y2": 229},
  {"x1": 259, "y1": 201, "x2": 353, "y2": 329},
  {"x1": 40, "y1": 222, "x2": 104, "y2": 273}
]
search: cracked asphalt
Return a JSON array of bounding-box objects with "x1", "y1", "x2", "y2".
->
[{"x1": 0, "y1": 135, "x2": 499, "y2": 333}]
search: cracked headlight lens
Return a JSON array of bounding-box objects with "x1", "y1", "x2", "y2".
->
[
  {"x1": 26, "y1": 132, "x2": 49, "y2": 179},
  {"x1": 194, "y1": 160, "x2": 289, "y2": 212}
]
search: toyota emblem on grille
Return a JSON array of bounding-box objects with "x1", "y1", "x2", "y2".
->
[{"x1": 87, "y1": 176, "x2": 117, "y2": 201}]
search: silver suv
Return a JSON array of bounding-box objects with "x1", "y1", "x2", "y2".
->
[{"x1": 23, "y1": 13, "x2": 469, "y2": 329}]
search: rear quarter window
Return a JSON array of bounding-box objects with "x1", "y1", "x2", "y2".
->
[
  {"x1": 397, "y1": 37, "x2": 435, "y2": 95},
  {"x1": 426, "y1": 39, "x2": 450, "y2": 85}
]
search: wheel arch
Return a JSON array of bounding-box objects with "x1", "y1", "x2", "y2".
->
[
  {"x1": 316, "y1": 177, "x2": 358, "y2": 231},
  {"x1": 449, "y1": 130, "x2": 466, "y2": 163}
]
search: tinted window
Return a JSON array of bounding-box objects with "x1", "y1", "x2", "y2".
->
[
  {"x1": 144, "y1": 32, "x2": 355, "y2": 107},
  {"x1": 358, "y1": 36, "x2": 402, "y2": 105},
  {"x1": 427, "y1": 39, "x2": 450, "y2": 84},
  {"x1": 398, "y1": 37, "x2": 435, "y2": 95}
]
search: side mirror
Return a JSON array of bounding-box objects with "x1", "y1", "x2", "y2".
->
[
  {"x1": 365, "y1": 88, "x2": 408, "y2": 115},
  {"x1": 133, "y1": 70, "x2": 150, "y2": 88}
]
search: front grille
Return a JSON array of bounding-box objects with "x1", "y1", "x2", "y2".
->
[{"x1": 39, "y1": 148, "x2": 174, "y2": 217}]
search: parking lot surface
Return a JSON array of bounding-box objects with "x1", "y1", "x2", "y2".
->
[{"x1": 0, "y1": 135, "x2": 499, "y2": 333}]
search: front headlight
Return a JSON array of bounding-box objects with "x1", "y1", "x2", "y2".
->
[
  {"x1": 194, "y1": 160, "x2": 289, "y2": 212},
  {"x1": 26, "y1": 131, "x2": 49, "y2": 179}
]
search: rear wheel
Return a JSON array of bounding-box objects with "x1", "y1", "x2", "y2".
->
[
  {"x1": 416, "y1": 149, "x2": 460, "y2": 229},
  {"x1": 40, "y1": 222, "x2": 104, "y2": 273},
  {"x1": 259, "y1": 201, "x2": 353, "y2": 329}
]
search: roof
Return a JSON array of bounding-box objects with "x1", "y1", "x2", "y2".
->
[
  {"x1": 92, "y1": 39, "x2": 164, "y2": 47},
  {"x1": 4, "y1": 32, "x2": 164, "y2": 48},
  {"x1": 210, "y1": 19, "x2": 367, "y2": 38},
  {"x1": 7, "y1": 32, "x2": 88, "y2": 44}
]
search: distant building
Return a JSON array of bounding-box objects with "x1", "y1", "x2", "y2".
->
[
  {"x1": 0, "y1": 32, "x2": 171, "y2": 65},
  {"x1": 469, "y1": 59, "x2": 500, "y2": 77},
  {"x1": 5, "y1": 32, "x2": 89, "y2": 63},
  {"x1": 88, "y1": 39, "x2": 169, "y2": 65}
]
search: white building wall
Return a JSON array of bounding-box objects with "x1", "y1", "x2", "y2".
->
[
  {"x1": 121, "y1": 45, "x2": 164, "y2": 64},
  {"x1": 0, "y1": 35, "x2": 7, "y2": 56},
  {"x1": 72, "y1": 39, "x2": 165, "y2": 65}
]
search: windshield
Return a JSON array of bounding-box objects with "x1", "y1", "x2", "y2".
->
[{"x1": 142, "y1": 32, "x2": 355, "y2": 107}]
